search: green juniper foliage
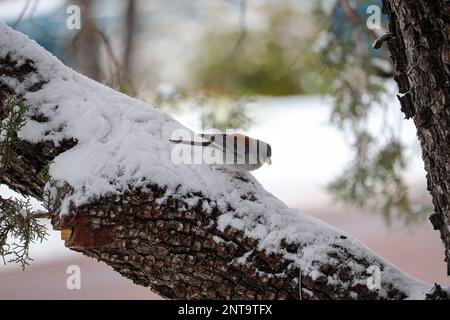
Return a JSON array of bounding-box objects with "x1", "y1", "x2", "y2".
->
[
  {"x1": 0, "y1": 94, "x2": 27, "y2": 165},
  {"x1": 38, "y1": 160, "x2": 58, "y2": 211},
  {"x1": 0, "y1": 95, "x2": 50, "y2": 269},
  {"x1": 0, "y1": 197, "x2": 48, "y2": 270}
]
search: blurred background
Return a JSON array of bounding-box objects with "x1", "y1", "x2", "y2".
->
[{"x1": 0, "y1": 0, "x2": 448, "y2": 299}]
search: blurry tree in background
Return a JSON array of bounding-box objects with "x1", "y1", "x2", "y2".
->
[
  {"x1": 311, "y1": 0, "x2": 431, "y2": 224},
  {"x1": 191, "y1": 2, "x2": 324, "y2": 96},
  {"x1": 70, "y1": 0, "x2": 137, "y2": 92},
  {"x1": 71, "y1": 0, "x2": 103, "y2": 81},
  {"x1": 3, "y1": 0, "x2": 432, "y2": 225}
]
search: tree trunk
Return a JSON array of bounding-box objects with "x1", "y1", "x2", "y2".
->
[
  {"x1": 0, "y1": 23, "x2": 446, "y2": 299},
  {"x1": 382, "y1": 0, "x2": 450, "y2": 275}
]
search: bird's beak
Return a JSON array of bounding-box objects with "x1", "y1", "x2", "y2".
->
[{"x1": 265, "y1": 158, "x2": 272, "y2": 165}]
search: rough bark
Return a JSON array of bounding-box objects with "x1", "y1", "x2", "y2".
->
[
  {"x1": 382, "y1": 0, "x2": 450, "y2": 274},
  {"x1": 0, "y1": 24, "x2": 445, "y2": 300}
]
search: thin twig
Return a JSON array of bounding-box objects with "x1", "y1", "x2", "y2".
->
[
  {"x1": 79, "y1": 0, "x2": 123, "y2": 87},
  {"x1": 123, "y1": 0, "x2": 137, "y2": 86},
  {"x1": 230, "y1": 0, "x2": 247, "y2": 57},
  {"x1": 339, "y1": 0, "x2": 389, "y2": 55}
]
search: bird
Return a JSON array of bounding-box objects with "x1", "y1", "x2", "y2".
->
[{"x1": 169, "y1": 133, "x2": 272, "y2": 172}]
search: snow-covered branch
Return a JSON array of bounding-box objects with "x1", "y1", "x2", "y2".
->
[{"x1": 0, "y1": 23, "x2": 443, "y2": 299}]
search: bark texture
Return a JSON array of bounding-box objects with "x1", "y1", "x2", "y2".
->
[
  {"x1": 0, "y1": 24, "x2": 446, "y2": 300},
  {"x1": 52, "y1": 190, "x2": 409, "y2": 300},
  {"x1": 382, "y1": 0, "x2": 450, "y2": 274}
]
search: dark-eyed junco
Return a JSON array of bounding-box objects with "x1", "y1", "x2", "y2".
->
[{"x1": 170, "y1": 133, "x2": 272, "y2": 172}]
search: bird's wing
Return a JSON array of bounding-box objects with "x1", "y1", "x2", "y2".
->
[
  {"x1": 171, "y1": 133, "x2": 254, "y2": 158},
  {"x1": 198, "y1": 134, "x2": 227, "y2": 154},
  {"x1": 201, "y1": 133, "x2": 251, "y2": 158}
]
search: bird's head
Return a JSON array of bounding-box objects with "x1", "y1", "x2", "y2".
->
[{"x1": 259, "y1": 141, "x2": 272, "y2": 166}]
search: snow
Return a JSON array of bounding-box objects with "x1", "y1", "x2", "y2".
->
[
  {"x1": 235, "y1": 250, "x2": 254, "y2": 265},
  {"x1": 155, "y1": 82, "x2": 177, "y2": 98},
  {"x1": 309, "y1": 269, "x2": 323, "y2": 281},
  {"x1": 0, "y1": 23, "x2": 434, "y2": 298}
]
